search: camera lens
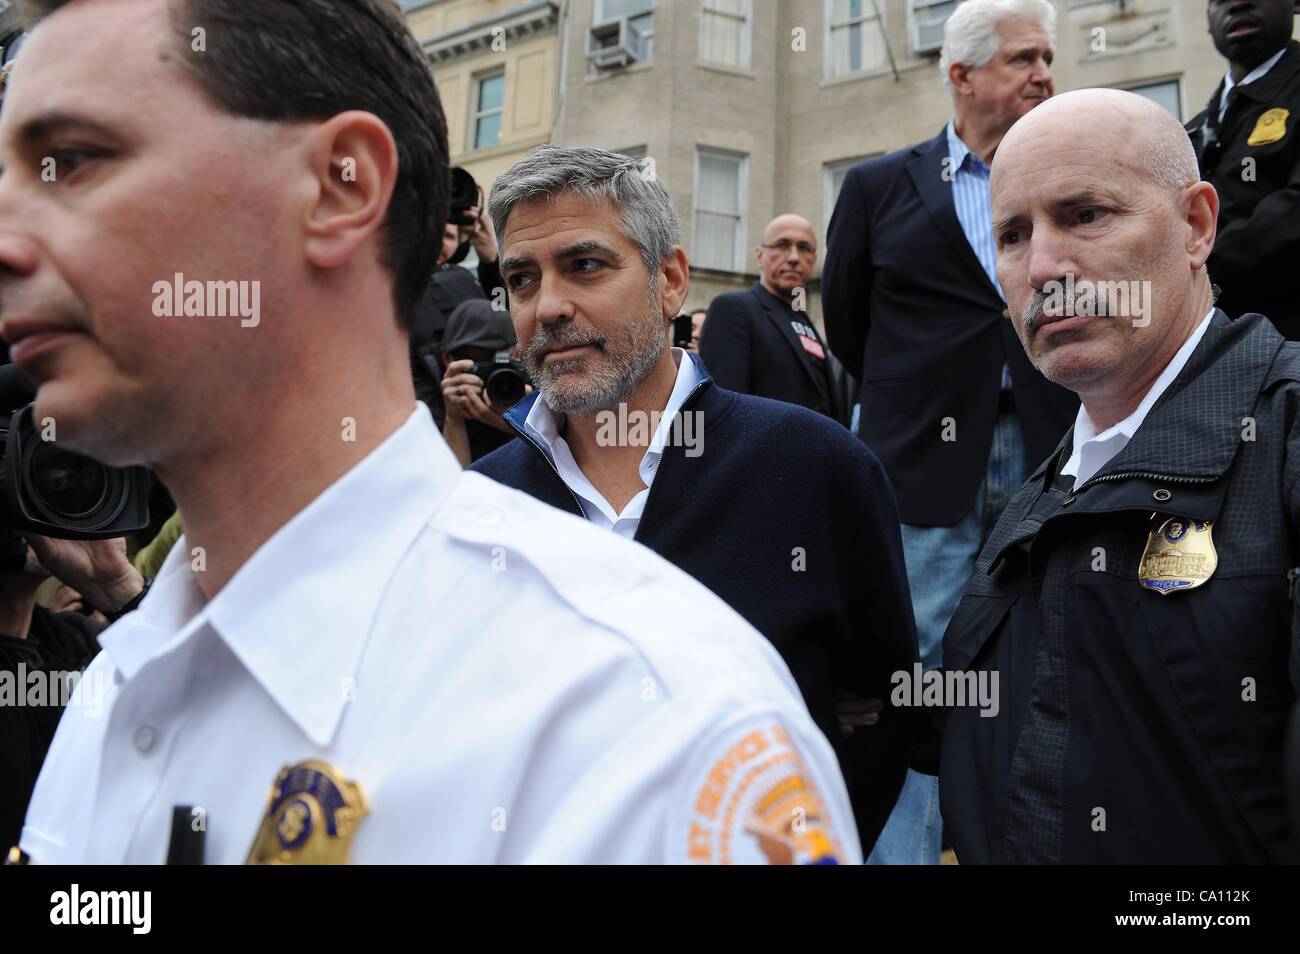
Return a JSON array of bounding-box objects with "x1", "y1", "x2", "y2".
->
[
  {"x1": 28, "y1": 442, "x2": 109, "y2": 518},
  {"x1": 486, "y1": 369, "x2": 525, "y2": 410}
]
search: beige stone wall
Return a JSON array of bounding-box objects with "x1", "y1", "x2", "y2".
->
[
  {"x1": 405, "y1": 1, "x2": 559, "y2": 197},
  {"x1": 407, "y1": 0, "x2": 522, "y2": 38}
]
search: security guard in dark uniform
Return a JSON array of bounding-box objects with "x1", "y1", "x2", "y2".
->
[
  {"x1": 939, "y1": 88, "x2": 1300, "y2": 864},
  {"x1": 941, "y1": 310, "x2": 1300, "y2": 863},
  {"x1": 1185, "y1": 1, "x2": 1300, "y2": 337}
]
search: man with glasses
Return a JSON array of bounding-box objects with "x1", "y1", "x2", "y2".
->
[{"x1": 699, "y1": 214, "x2": 846, "y2": 422}]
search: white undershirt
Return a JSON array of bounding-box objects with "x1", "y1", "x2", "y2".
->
[
  {"x1": 1061, "y1": 311, "x2": 1214, "y2": 489},
  {"x1": 523, "y1": 348, "x2": 699, "y2": 539}
]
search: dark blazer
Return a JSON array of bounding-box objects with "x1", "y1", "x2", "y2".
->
[
  {"x1": 1186, "y1": 41, "x2": 1300, "y2": 337},
  {"x1": 471, "y1": 358, "x2": 921, "y2": 854},
  {"x1": 822, "y1": 127, "x2": 1077, "y2": 526},
  {"x1": 700, "y1": 283, "x2": 842, "y2": 422}
]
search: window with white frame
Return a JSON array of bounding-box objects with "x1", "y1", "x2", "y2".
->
[
  {"x1": 825, "y1": 0, "x2": 888, "y2": 78},
  {"x1": 911, "y1": 0, "x2": 957, "y2": 55},
  {"x1": 595, "y1": 0, "x2": 654, "y2": 60},
  {"x1": 700, "y1": 0, "x2": 751, "y2": 69},
  {"x1": 823, "y1": 154, "x2": 879, "y2": 240},
  {"x1": 1123, "y1": 78, "x2": 1183, "y2": 121},
  {"x1": 694, "y1": 148, "x2": 748, "y2": 272},
  {"x1": 472, "y1": 72, "x2": 505, "y2": 150}
]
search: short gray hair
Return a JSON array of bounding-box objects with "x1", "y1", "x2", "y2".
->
[
  {"x1": 940, "y1": 0, "x2": 1056, "y2": 97},
  {"x1": 488, "y1": 144, "x2": 681, "y2": 286}
]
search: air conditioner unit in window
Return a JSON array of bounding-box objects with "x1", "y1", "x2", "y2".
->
[
  {"x1": 586, "y1": 16, "x2": 646, "y2": 70},
  {"x1": 912, "y1": 0, "x2": 955, "y2": 56}
]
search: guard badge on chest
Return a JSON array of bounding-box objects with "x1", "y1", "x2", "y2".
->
[
  {"x1": 246, "y1": 760, "x2": 369, "y2": 865},
  {"x1": 1138, "y1": 517, "x2": 1217, "y2": 595}
]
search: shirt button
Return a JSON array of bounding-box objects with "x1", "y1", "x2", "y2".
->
[
  {"x1": 475, "y1": 506, "x2": 501, "y2": 526},
  {"x1": 133, "y1": 726, "x2": 157, "y2": 753}
]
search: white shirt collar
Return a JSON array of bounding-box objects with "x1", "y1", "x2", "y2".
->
[
  {"x1": 1062, "y1": 310, "x2": 1214, "y2": 489},
  {"x1": 98, "y1": 406, "x2": 458, "y2": 746},
  {"x1": 1221, "y1": 46, "x2": 1289, "y2": 122},
  {"x1": 522, "y1": 348, "x2": 699, "y2": 531}
]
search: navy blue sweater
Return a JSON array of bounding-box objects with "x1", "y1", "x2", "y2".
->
[{"x1": 471, "y1": 360, "x2": 920, "y2": 851}]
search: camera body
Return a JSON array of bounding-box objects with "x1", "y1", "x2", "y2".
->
[
  {"x1": 468, "y1": 353, "x2": 531, "y2": 411},
  {"x1": 671, "y1": 314, "x2": 693, "y2": 349},
  {"x1": 0, "y1": 366, "x2": 152, "y2": 540},
  {"x1": 448, "y1": 167, "x2": 483, "y2": 227}
]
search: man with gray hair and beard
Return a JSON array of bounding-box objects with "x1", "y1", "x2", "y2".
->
[
  {"x1": 470, "y1": 144, "x2": 921, "y2": 856},
  {"x1": 939, "y1": 88, "x2": 1300, "y2": 863}
]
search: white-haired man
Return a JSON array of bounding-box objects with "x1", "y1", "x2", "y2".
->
[
  {"x1": 822, "y1": 0, "x2": 1077, "y2": 864},
  {"x1": 941, "y1": 88, "x2": 1299, "y2": 863}
]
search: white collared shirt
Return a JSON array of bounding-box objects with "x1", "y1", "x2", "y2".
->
[
  {"x1": 1062, "y1": 311, "x2": 1214, "y2": 489},
  {"x1": 21, "y1": 407, "x2": 857, "y2": 864},
  {"x1": 523, "y1": 347, "x2": 699, "y2": 539},
  {"x1": 1220, "y1": 46, "x2": 1289, "y2": 124}
]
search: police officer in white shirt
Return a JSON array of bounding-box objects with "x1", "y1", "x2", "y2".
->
[{"x1": 0, "y1": 0, "x2": 857, "y2": 865}]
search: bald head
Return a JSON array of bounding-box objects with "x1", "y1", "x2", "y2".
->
[
  {"x1": 757, "y1": 213, "x2": 817, "y2": 301},
  {"x1": 993, "y1": 88, "x2": 1200, "y2": 199},
  {"x1": 762, "y1": 214, "x2": 815, "y2": 245}
]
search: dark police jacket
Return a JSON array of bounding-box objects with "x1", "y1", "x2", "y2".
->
[
  {"x1": 700, "y1": 283, "x2": 842, "y2": 423},
  {"x1": 471, "y1": 356, "x2": 920, "y2": 852},
  {"x1": 940, "y1": 311, "x2": 1300, "y2": 863},
  {"x1": 822, "y1": 128, "x2": 1077, "y2": 526},
  {"x1": 1187, "y1": 41, "x2": 1300, "y2": 338}
]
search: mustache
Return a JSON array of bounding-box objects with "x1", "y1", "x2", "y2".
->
[
  {"x1": 523, "y1": 321, "x2": 606, "y2": 364},
  {"x1": 1021, "y1": 285, "x2": 1115, "y2": 332}
]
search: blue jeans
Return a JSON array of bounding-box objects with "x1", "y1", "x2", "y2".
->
[{"x1": 866, "y1": 410, "x2": 1027, "y2": 864}]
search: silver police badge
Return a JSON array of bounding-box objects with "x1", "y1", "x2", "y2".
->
[{"x1": 1138, "y1": 517, "x2": 1217, "y2": 595}]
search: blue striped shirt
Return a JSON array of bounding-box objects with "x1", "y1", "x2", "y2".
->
[{"x1": 946, "y1": 120, "x2": 1012, "y2": 390}]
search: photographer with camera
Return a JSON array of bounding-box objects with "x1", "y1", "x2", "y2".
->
[
  {"x1": 1, "y1": 529, "x2": 145, "y2": 850},
  {"x1": 439, "y1": 299, "x2": 530, "y2": 467},
  {"x1": 411, "y1": 168, "x2": 506, "y2": 428}
]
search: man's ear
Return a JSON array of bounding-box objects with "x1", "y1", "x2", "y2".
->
[
  {"x1": 1183, "y1": 180, "x2": 1219, "y2": 270},
  {"x1": 949, "y1": 61, "x2": 974, "y2": 97},
  {"x1": 301, "y1": 111, "x2": 399, "y2": 270},
  {"x1": 658, "y1": 247, "x2": 691, "y2": 318}
]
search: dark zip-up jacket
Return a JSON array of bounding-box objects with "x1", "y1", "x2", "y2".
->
[
  {"x1": 470, "y1": 356, "x2": 920, "y2": 852},
  {"x1": 940, "y1": 310, "x2": 1300, "y2": 863}
]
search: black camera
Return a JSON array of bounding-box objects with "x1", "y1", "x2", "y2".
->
[
  {"x1": 671, "y1": 314, "x2": 693, "y2": 349},
  {"x1": 0, "y1": 365, "x2": 152, "y2": 540},
  {"x1": 448, "y1": 167, "x2": 483, "y2": 227},
  {"x1": 469, "y1": 353, "x2": 531, "y2": 411}
]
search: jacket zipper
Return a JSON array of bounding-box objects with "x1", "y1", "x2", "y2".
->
[
  {"x1": 506, "y1": 422, "x2": 590, "y2": 520},
  {"x1": 1062, "y1": 470, "x2": 1216, "y2": 504}
]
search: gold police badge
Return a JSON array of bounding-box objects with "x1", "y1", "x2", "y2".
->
[
  {"x1": 1138, "y1": 517, "x2": 1217, "y2": 595},
  {"x1": 1247, "y1": 108, "x2": 1290, "y2": 146},
  {"x1": 246, "y1": 760, "x2": 369, "y2": 865}
]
